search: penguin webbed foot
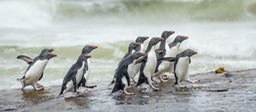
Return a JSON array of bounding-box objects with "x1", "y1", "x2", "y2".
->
[
  {"x1": 64, "y1": 92, "x2": 78, "y2": 99},
  {"x1": 173, "y1": 84, "x2": 186, "y2": 89},
  {"x1": 160, "y1": 75, "x2": 168, "y2": 82},
  {"x1": 149, "y1": 84, "x2": 161, "y2": 91},
  {"x1": 124, "y1": 90, "x2": 134, "y2": 95},
  {"x1": 186, "y1": 79, "x2": 200, "y2": 83},
  {"x1": 108, "y1": 80, "x2": 115, "y2": 88},
  {"x1": 86, "y1": 84, "x2": 97, "y2": 88},
  {"x1": 34, "y1": 83, "x2": 44, "y2": 91}
]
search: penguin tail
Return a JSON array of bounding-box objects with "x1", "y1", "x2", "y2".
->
[
  {"x1": 16, "y1": 78, "x2": 22, "y2": 81},
  {"x1": 108, "y1": 79, "x2": 115, "y2": 88},
  {"x1": 111, "y1": 83, "x2": 125, "y2": 94},
  {"x1": 17, "y1": 76, "x2": 25, "y2": 81}
]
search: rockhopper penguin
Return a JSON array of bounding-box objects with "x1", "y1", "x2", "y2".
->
[
  {"x1": 155, "y1": 35, "x2": 189, "y2": 82},
  {"x1": 78, "y1": 45, "x2": 98, "y2": 89},
  {"x1": 17, "y1": 48, "x2": 57, "y2": 91},
  {"x1": 173, "y1": 49, "x2": 199, "y2": 88},
  {"x1": 136, "y1": 37, "x2": 164, "y2": 91},
  {"x1": 60, "y1": 54, "x2": 91, "y2": 95},
  {"x1": 108, "y1": 42, "x2": 141, "y2": 87},
  {"x1": 111, "y1": 52, "x2": 146, "y2": 95}
]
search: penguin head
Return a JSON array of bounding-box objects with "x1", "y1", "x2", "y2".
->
[
  {"x1": 129, "y1": 42, "x2": 141, "y2": 51},
  {"x1": 135, "y1": 36, "x2": 149, "y2": 43},
  {"x1": 40, "y1": 48, "x2": 57, "y2": 60},
  {"x1": 148, "y1": 37, "x2": 164, "y2": 47},
  {"x1": 181, "y1": 49, "x2": 198, "y2": 57},
  {"x1": 174, "y1": 35, "x2": 189, "y2": 43},
  {"x1": 81, "y1": 45, "x2": 98, "y2": 54},
  {"x1": 161, "y1": 30, "x2": 175, "y2": 39},
  {"x1": 169, "y1": 35, "x2": 188, "y2": 48}
]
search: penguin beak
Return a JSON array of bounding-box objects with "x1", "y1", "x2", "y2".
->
[
  {"x1": 139, "y1": 52, "x2": 146, "y2": 56},
  {"x1": 85, "y1": 55, "x2": 92, "y2": 59},
  {"x1": 182, "y1": 36, "x2": 189, "y2": 40},
  {"x1": 49, "y1": 48, "x2": 54, "y2": 52},
  {"x1": 51, "y1": 53, "x2": 57, "y2": 57},
  {"x1": 193, "y1": 51, "x2": 198, "y2": 55},
  {"x1": 170, "y1": 31, "x2": 175, "y2": 34},
  {"x1": 92, "y1": 45, "x2": 98, "y2": 49},
  {"x1": 159, "y1": 37, "x2": 165, "y2": 41},
  {"x1": 155, "y1": 49, "x2": 163, "y2": 54},
  {"x1": 135, "y1": 42, "x2": 142, "y2": 45},
  {"x1": 144, "y1": 36, "x2": 149, "y2": 40}
]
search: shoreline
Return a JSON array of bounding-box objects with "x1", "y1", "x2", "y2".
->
[{"x1": 1, "y1": 68, "x2": 256, "y2": 112}]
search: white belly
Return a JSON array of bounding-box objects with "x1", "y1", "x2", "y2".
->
[
  {"x1": 76, "y1": 62, "x2": 85, "y2": 83},
  {"x1": 167, "y1": 44, "x2": 179, "y2": 57},
  {"x1": 175, "y1": 57, "x2": 189, "y2": 81},
  {"x1": 127, "y1": 59, "x2": 140, "y2": 79},
  {"x1": 24, "y1": 60, "x2": 48, "y2": 85},
  {"x1": 140, "y1": 44, "x2": 144, "y2": 52},
  {"x1": 144, "y1": 48, "x2": 157, "y2": 77}
]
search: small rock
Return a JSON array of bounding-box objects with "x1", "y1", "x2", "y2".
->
[
  {"x1": 215, "y1": 67, "x2": 225, "y2": 74},
  {"x1": 225, "y1": 73, "x2": 233, "y2": 77}
]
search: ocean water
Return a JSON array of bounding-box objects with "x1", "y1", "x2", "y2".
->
[{"x1": 0, "y1": 0, "x2": 256, "y2": 90}]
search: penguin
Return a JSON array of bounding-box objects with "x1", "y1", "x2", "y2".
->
[
  {"x1": 17, "y1": 48, "x2": 57, "y2": 91},
  {"x1": 109, "y1": 36, "x2": 149, "y2": 87},
  {"x1": 154, "y1": 35, "x2": 189, "y2": 82},
  {"x1": 128, "y1": 36, "x2": 149, "y2": 82},
  {"x1": 111, "y1": 52, "x2": 145, "y2": 95},
  {"x1": 77, "y1": 45, "x2": 98, "y2": 88},
  {"x1": 60, "y1": 54, "x2": 91, "y2": 95},
  {"x1": 154, "y1": 31, "x2": 175, "y2": 74},
  {"x1": 136, "y1": 37, "x2": 164, "y2": 91},
  {"x1": 108, "y1": 42, "x2": 141, "y2": 87},
  {"x1": 173, "y1": 49, "x2": 198, "y2": 88},
  {"x1": 135, "y1": 36, "x2": 149, "y2": 52}
]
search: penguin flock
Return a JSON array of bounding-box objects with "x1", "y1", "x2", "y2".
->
[{"x1": 17, "y1": 30, "x2": 199, "y2": 97}]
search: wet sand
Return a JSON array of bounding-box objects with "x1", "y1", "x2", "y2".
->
[{"x1": 1, "y1": 69, "x2": 256, "y2": 112}]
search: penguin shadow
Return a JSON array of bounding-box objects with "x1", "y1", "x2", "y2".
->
[
  {"x1": 112, "y1": 91, "x2": 150, "y2": 105},
  {"x1": 21, "y1": 89, "x2": 54, "y2": 103},
  {"x1": 62, "y1": 93, "x2": 91, "y2": 107}
]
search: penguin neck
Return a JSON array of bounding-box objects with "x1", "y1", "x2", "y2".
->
[
  {"x1": 135, "y1": 44, "x2": 144, "y2": 52},
  {"x1": 159, "y1": 39, "x2": 166, "y2": 50},
  {"x1": 169, "y1": 41, "x2": 180, "y2": 49},
  {"x1": 145, "y1": 45, "x2": 156, "y2": 53},
  {"x1": 38, "y1": 55, "x2": 48, "y2": 60},
  {"x1": 76, "y1": 56, "x2": 85, "y2": 65},
  {"x1": 168, "y1": 44, "x2": 180, "y2": 57}
]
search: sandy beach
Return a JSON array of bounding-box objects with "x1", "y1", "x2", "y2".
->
[{"x1": 1, "y1": 68, "x2": 256, "y2": 112}]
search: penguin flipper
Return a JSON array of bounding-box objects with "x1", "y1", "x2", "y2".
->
[
  {"x1": 38, "y1": 72, "x2": 44, "y2": 81},
  {"x1": 189, "y1": 59, "x2": 191, "y2": 64},
  {"x1": 17, "y1": 55, "x2": 34, "y2": 64},
  {"x1": 158, "y1": 57, "x2": 176, "y2": 62},
  {"x1": 135, "y1": 57, "x2": 146, "y2": 64}
]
